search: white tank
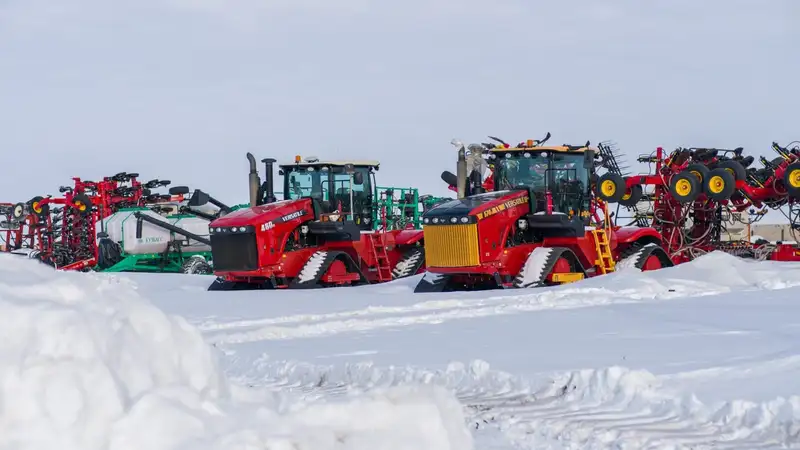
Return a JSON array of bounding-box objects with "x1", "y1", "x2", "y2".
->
[
  {"x1": 169, "y1": 215, "x2": 212, "y2": 252},
  {"x1": 96, "y1": 208, "x2": 146, "y2": 244},
  {"x1": 120, "y1": 209, "x2": 173, "y2": 254},
  {"x1": 96, "y1": 208, "x2": 212, "y2": 255}
]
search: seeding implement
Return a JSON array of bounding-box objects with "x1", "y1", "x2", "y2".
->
[
  {"x1": 596, "y1": 141, "x2": 800, "y2": 263},
  {"x1": 414, "y1": 133, "x2": 674, "y2": 292},
  {"x1": 0, "y1": 172, "x2": 240, "y2": 274},
  {"x1": 206, "y1": 154, "x2": 451, "y2": 290}
]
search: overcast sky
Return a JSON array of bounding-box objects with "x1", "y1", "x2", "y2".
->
[{"x1": 1, "y1": 0, "x2": 798, "y2": 222}]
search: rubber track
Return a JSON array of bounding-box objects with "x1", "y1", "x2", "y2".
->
[
  {"x1": 391, "y1": 247, "x2": 425, "y2": 279},
  {"x1": 289, "y1": 250, "x2": 369, "y2": 289},
  {"x1": 514, "y1": 247, "x2": 587, "y2": 288}
]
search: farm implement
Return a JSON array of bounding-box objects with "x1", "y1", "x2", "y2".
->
[
  {"x1": 595, "y1": 141, "x2": 800, "y2": 263},
  {"x1": 414, "y1": 133, "x2": 674, "y2": 292},
  {"x1": 206, "y1": 154, "x2": 451, "y2": 290},
  {"x1": 0, "y1": 172, "x2": 241, "y2": 274}
]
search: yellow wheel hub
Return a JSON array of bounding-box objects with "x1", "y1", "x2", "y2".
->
[
  {"x1": 32, "y1": 202, "x2": 41, "y2": 213},
  {"x1": 675, "y1": 179, "x2": 692, "y2": 197},
  {"x1": 708, "y1": 175, "x2": 725, "y2": 194},
  {"x1": 690, "y1": 170, "x2": 703, "y2": 182},
  {"x1": 600, "y1": 180, "x2": 616, "y2": 197},
  {"x1": 790, "y1": 169, "x2": 800, "y2": 188},
  {"x1": 75, "y1": 201, "x2": 86, "y2": 211}
]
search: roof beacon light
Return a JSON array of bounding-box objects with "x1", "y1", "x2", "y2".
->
[{"x1": 294, "y1": 155, "x2": 302, "y2": 163}]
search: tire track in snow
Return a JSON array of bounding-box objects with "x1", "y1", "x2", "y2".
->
[
  {"x1": 233, "y1": 359, "x2": 800, "y2": 449},
  {"x1": 202, "y1": 276, "x2": 736, "y2": 344}
]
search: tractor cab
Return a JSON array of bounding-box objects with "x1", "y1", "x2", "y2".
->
[
  {"x1": 279, "y1": 156, "x2": 379, "y2": 231},
  {"x1": 487, "y1": 144, "x2": 594, "y2": 223},
  {"x1": 438, "y1": 133, "x2": 598, "y2": 239}
]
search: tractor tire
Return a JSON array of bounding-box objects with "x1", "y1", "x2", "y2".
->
[
  {"x1": 714, "y1": 160, "x2": 747, "y2": 181},
  {"x1": 685, "y1": 163, "x2": 710, "y2": 185},
  {"x1": 596, "y1": 173, "x2": 626, "y2": 203},
  {"x1": 619, "y1": 184, "x2": 643, "y2": 207},
  {"x1": 704, "y1": 167, "x2": 737, "y2": 201},
  {"x1": 181, "y1": 256, "x2": 212, "y2": 275},
  {"x1": 784, "y1": 161, "x2": 800, "y2": 199},
  {"x1": 669, "y1": 171, "x2": 701, "y2": 203}
]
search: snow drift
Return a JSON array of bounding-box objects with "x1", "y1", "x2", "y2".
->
[{"x1": 0, "y1": 254, "x2": 472, "y2": 450}]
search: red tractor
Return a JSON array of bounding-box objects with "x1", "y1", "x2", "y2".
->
[
  {"x1": 414, "y1": 134, "x2": 673, "y2": 293},
  {"x1": 206, "y1": 154, "x2": 429, "y2": 290}
]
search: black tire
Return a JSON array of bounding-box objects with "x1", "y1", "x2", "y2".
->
[
  {"x1": 669, "y1": 171, "x2": 700, "y2": 203},
  {"x1": 784, "y1": 161, "x2": 800, "y2": 199},
  {"x1": 714, "y1": 160, "x2": 746, "y2": 181},
  {"x1": 169, "y1": 186, "x2": 190, "y2": 196},
  {"x1": 704, "y1": 168, "x2": 737, "y2": 200},
  {"x1": 685, "y1": 163, "x2": 710, "y2": 185},
  {"x1": 71, "y1": 193, "x2": 93, "y2": 216},
  {"x1": 596, "y1": 173, "x2": 626, "y2": 203},
  {"x1": 181, "y1": 256, "x2": 212, "y2": 274},
  {"x1": 28, "y1": 196, "x2": 49, "y2": 218},
  {"x1": 619, "y1": 184, "x2": 643, "y2": 207}
]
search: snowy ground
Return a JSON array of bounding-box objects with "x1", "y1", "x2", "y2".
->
[{"x1": 3, "y1": 252, "x2": 800, "y2": 449}]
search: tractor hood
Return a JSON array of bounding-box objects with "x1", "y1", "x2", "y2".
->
[
  {"x1": 423, "y1": 190, "x2": 530, "y2": 223},
  {"x1": 209, "y1": 198, "x2": 309, "y2": 230}
]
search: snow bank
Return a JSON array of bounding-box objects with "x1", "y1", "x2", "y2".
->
[{"x1": 0, "y1": 254, "x2": 472, "y2": 450}]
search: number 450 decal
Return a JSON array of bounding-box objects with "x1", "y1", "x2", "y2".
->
[{"x1": 260, "y1": 222, "x2": 275, "y2": 232}]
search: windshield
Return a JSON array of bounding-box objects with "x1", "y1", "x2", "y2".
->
[
  {"x1": 493, "y1": 152, "x2": 587, "y2": 190},
  {"x1": 283, "y1": 165, "x2": 373, "y2": 213},
  {"x1": 493, "y1": 151, "x2": 590, "y2": 216}
]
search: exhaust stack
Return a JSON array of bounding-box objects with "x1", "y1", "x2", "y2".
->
[
  {"x1": 246, "y1": 152, "x2": 261, "y2": 207},
  {"x1": 454, "y1": 142, "x2": 467, "y2": 199},
  {"x1": 261, "y1": 158, "x2": 277, "y2": 204}
]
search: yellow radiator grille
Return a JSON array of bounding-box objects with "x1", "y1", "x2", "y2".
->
[{"x1": 423, "y1": 224, "x2": 480, "y2": 267}]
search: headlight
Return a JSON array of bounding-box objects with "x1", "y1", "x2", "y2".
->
[
  {"x1": 460, "y1": 217, "x2": 469, "y2": 223},
  {"x1": 450, "y1": 217, "x2": 457, "y2": 223},
  {"x1": 423, "y1": 217, "x2": 430, "y2": 224},
  {"x1": 517, "y1": 219, "x2": 528, "y2": 230}
]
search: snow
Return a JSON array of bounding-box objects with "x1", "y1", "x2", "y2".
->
[
  {"x1": 0, "y1": 253, "x2": 472, "y2": 450},
  {"x1": 5, "y1": 250, "x2": 800, "y2": 449}
]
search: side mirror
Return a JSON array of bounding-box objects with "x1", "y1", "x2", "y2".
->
[
  {"x1": 353, "y1": 172, "x2": 364, "y2": 185},
  {"x1": 188, "y1": 189, "x2": 210, "y2": 207}
]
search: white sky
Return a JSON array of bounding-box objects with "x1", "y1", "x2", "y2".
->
[{"x1": 1, "y1": 0, "x2": 798, "y2": 223}]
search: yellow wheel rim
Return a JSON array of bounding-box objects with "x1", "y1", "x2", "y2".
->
[
  {"x1": 600, "y1": 180, "x2": 616, "y2": 197},
  {"x1": 675, "y1": 179, "x2": 692, "y2": 197},
  {"x1": 622, "y1": 192, "x2": 631, "y2": 200},
  {"x1": 75, "y1": 201, "x2": 86, "y2": 211},
  {"x1": 790, "y1": 169, "x2": 800, "y2": 188},
  {"x1": 32, "y1": 202, "x2": 41, "y2": 213},
  {"x1": 708, "y1": 175, "x2": 725, "y2": 194},
  {"x1": 690, "y1": 170, "x2": 703, "y2": 182}
]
